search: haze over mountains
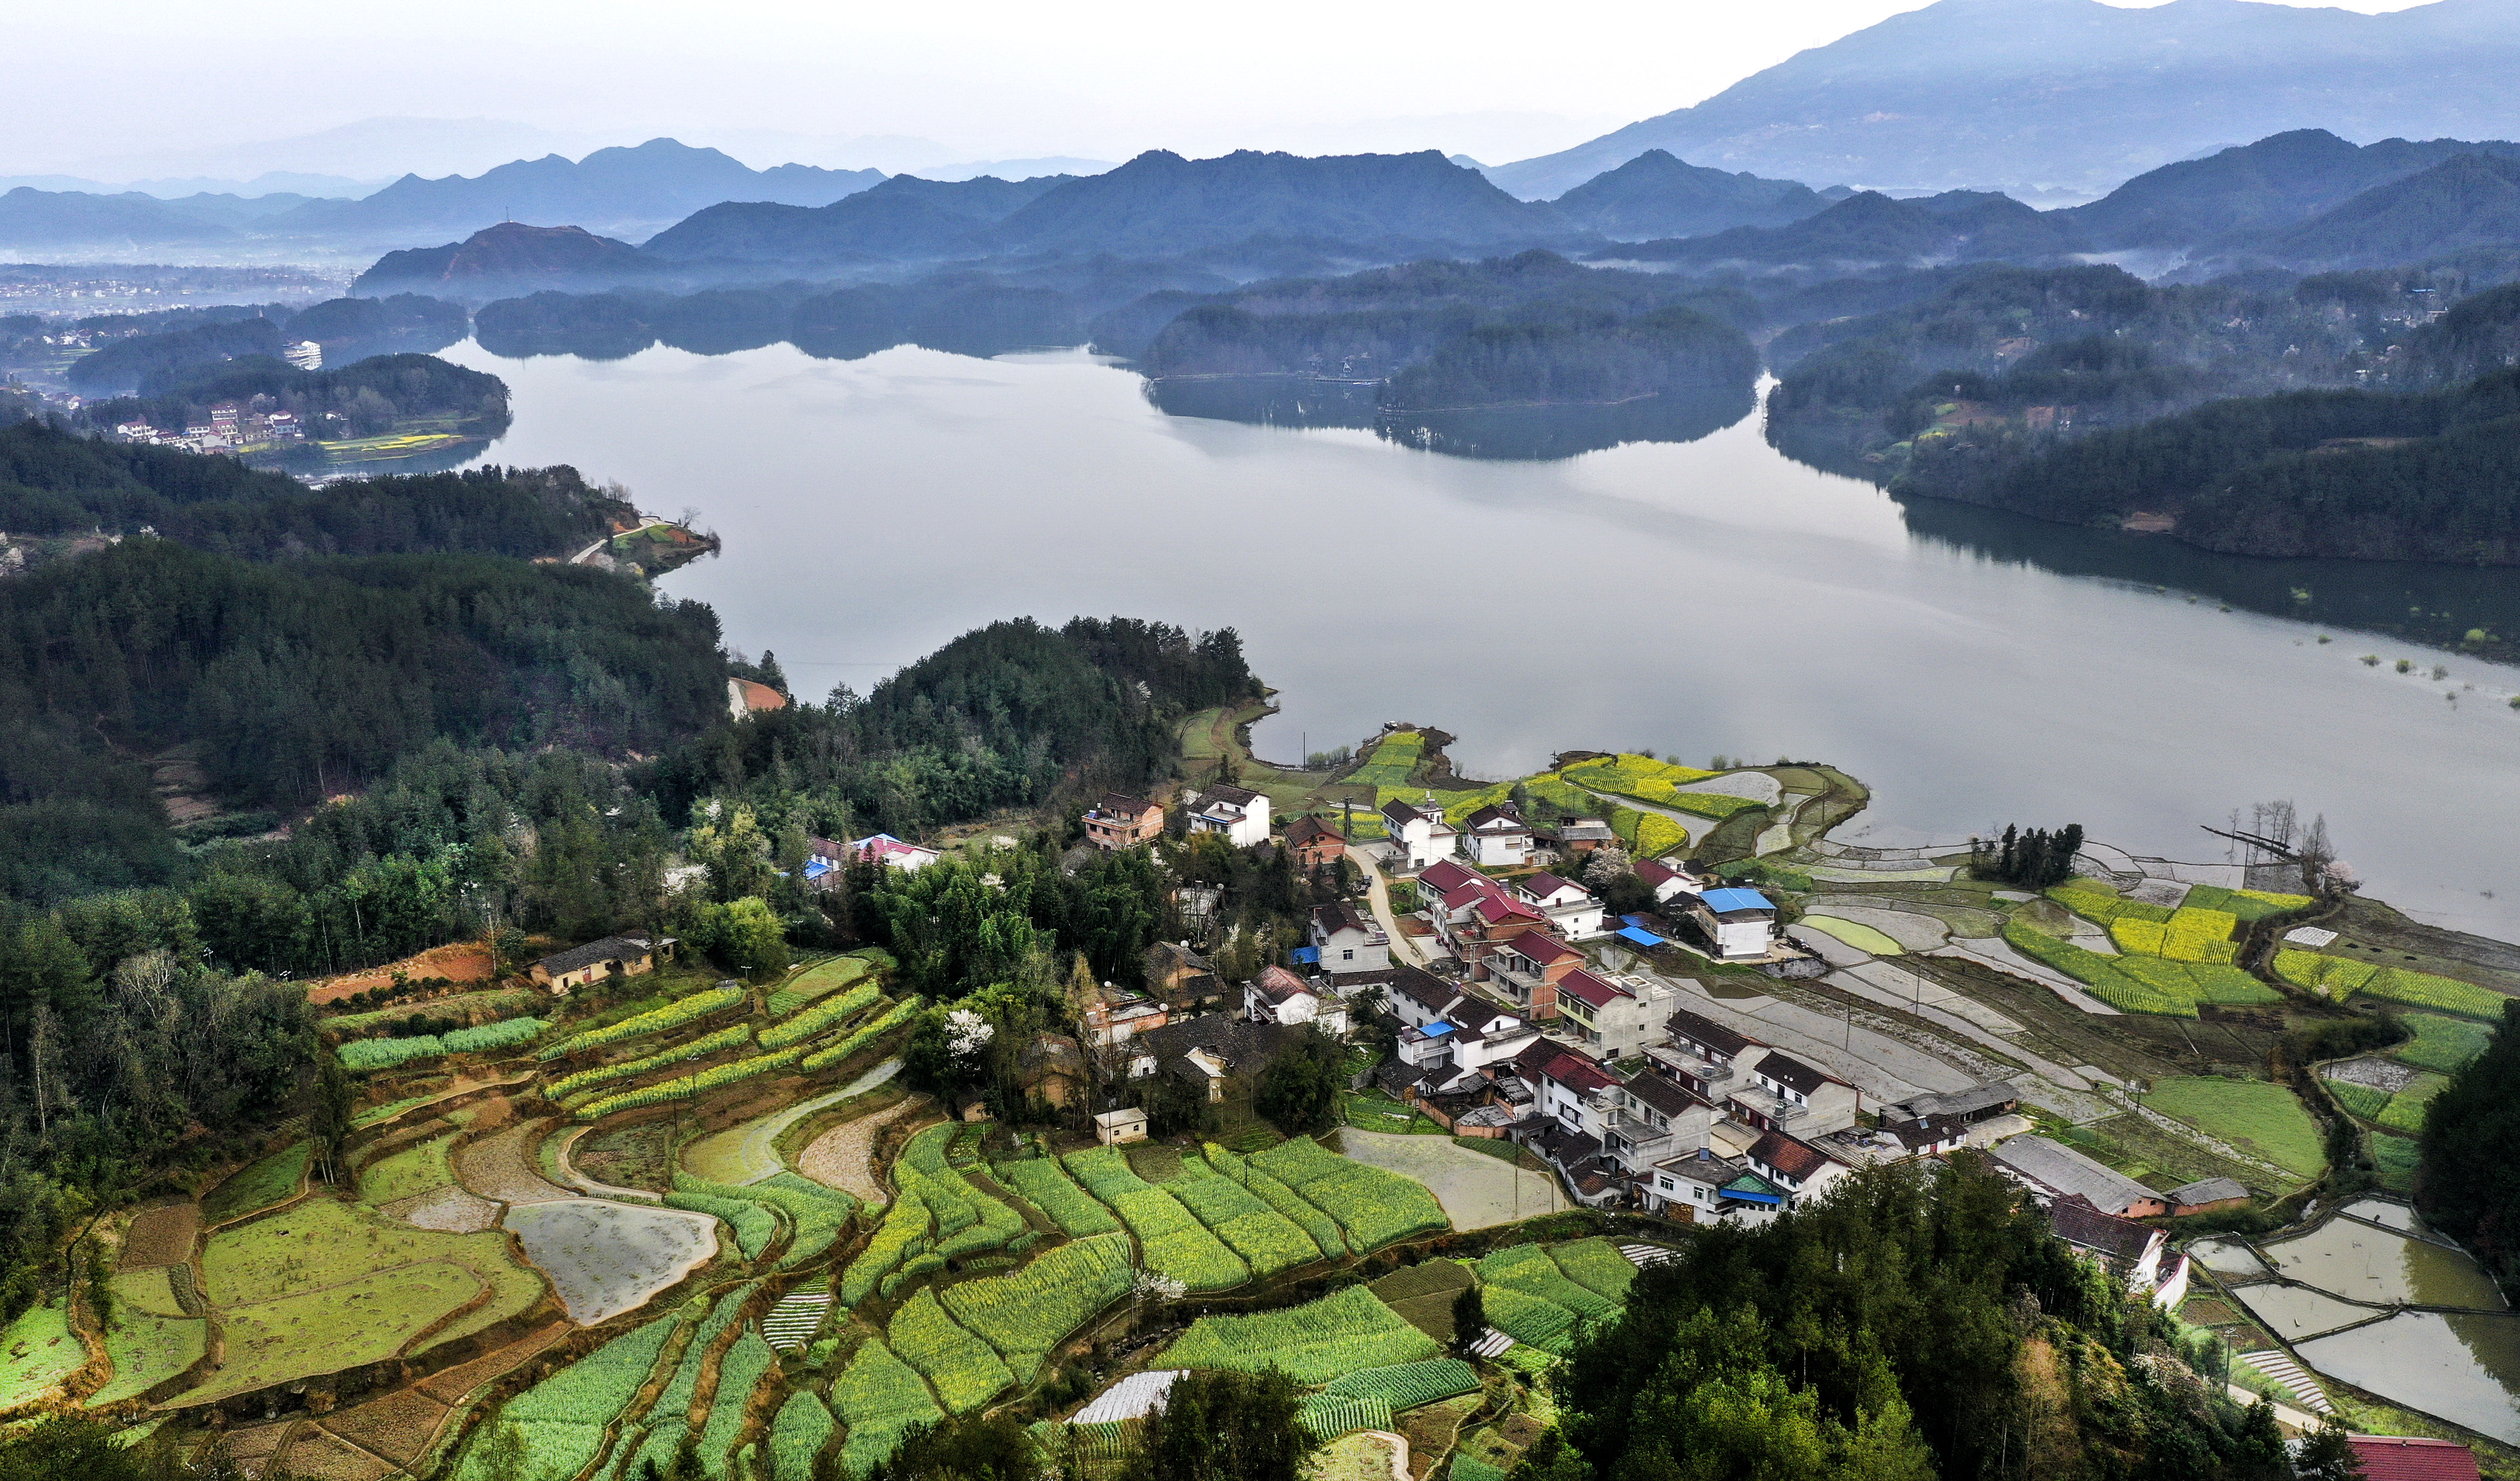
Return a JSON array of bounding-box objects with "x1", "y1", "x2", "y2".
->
[{"x1": 1487, "y1": 0, "x2": 2520, "y2": 200}]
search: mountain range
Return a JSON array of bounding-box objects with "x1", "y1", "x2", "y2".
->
[{"x1": 1488, "y1": 0, "x2": 2520, "y2": 199}]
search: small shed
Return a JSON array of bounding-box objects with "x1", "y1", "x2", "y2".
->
[{"x1": 1093, "y1": 1107, "x2": 1149, "y2": 1146}]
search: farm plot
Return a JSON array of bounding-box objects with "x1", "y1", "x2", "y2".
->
[
  {"x1": 383, "y1": 1185, "x2": 503, "y2": 1233},
  {"x1": 205, "y1": 1141, "x2": 311, "y2": 1225},
  {"x1": 1327, "y1": 1131, "x2": 1537, "y2": 1233},
  {"x1": 1203, "y1": 1146, "x2": 1350, "y2": 1256},
  {"x1": 119, "y1": 1203, "x2": 200, "y2": 1269},
  {"x1": 939, "y1": 1232, "x2": 1135, "y2": 1379},
  {"x1": 666, "y1": 1176, "x2": 780, "y2": 1261},
  {"x1": 842, "y1": 1185, "x2": 933, "y2": 1305},
  {"x1": 317, "y1": 1388, "x2": 454, "y2": 1473},
  {"x1": 456, "y1": 1122, "x2": 574, "y2": 1205},
  {"x1": 504, "y1": 1199, "x2": 717, "y2": 1323},
  {"x1": 770, "y1": 955, "x2": 874, "y2": 1016},
  {"x1": 360, "y1": 1135, "x2": 459, "y2": 1206},
  {"x1": 767, "y1": 1392, "x2": 835, "y2": 1480},
  {"x1": 1370, "y1": 1259, "x2": 1475, "y2": 1343},
  {"x1": 681, "y1": 1079, "x2": 880, "y2": 1185},
  {"x1": 1320, "y1": 1357, "x2": 1480, "y2": 1411},
  {"x1": 2393, "y1": 1014, "x2": 2493, "y2": 1074},
  {"x1": 182, "y1": 1198, "x2": 548, "y2": 1402},
  {"x1": 2142, "y1": 1078, "x2": 2326, "y2": 1180},
  {"x1": 1546, "y1": 1239, "x2": 1639, "y2": 1303},
  {"x1": 607, "y1": 1284, "x2": 758, "y2": 1481},
  {"x1": 1161, "y1": 1284, "x2": 1440, "y2": 1384},
  {"x1": 890, "y1": 1288, "x2": 1015, "y2": 1412},
  {"x1": 1479, "y1": 1284, "x2": 1580, "y2": 1355},
  {"x1": 1064, "y1": 1146, "x2": 1247, "y2": 1292},
  {"x1": 1478, "y1": 1245, "x2": 1619, "y2": 1324},
  {"x1": 87, "y1": 1267, "x2": 207, "y2": 1406},
  {"x1": 0, "y1": 1301, "x2": 84, "y2": 1408},
  {"x1": 1168, "y1": 1158, "x2": 1323, "y2": 1278},
  {"x1": 2378, "y1": 1072, "x2": 2451, "y2": 1135},
  {"x1": 452, "y1": 1310, "x2": 683, "y2": 1481},
  {"x1": 537, "y1": 984, "x2": 745, "y2": 1060},
  {"x1": 898, "y1": 1133, "x2": 1028, "y2": 1262},
  {"x1": 799, "y1": 1096, "x2": 925, "y2": 1204},
  {"x1": 996, "y1": 1156, "x2": 1122, "y2": 1237},
  {"x1": 832, "y1": 1338, "x2": 945, "y2": 1480},
  {"x1": 1256, "y1": 1135, "x2": 1452, "y2": 1246}
]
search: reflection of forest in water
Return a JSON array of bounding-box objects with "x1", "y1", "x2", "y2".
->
[
  {"x1": 1144, "y1": 374, "x2": 1757, "y2": 462},
  {"x1": 1893, "y1": 492, "x2": 2520, "y2": 660}
]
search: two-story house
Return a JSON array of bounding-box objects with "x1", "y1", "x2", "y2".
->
[
  {"x1": 1380, "y1": 798, "x2": 1457, "y2": 869},
  {"x1": 1681, "y1": 887, "x2": 1779, "y2": 960},
  {"x1": 1653, "y1": 1006, "x2": 1763, "y2": 1101},
  {"x1": 1459, "y1": 803, "x2": 1533, "y2": 867},
  {"x1": 1481, "y1": 930, "x2": 1584, "y2": 1019},
  {"x1": 2048, "y1": 1196, "x2": 2170, "y2": 1291},
  {"x1": 1082, "y1": 792, "x2": 1166, "y2": 850},
  {"x1": 1189, "y1": 784, "x2": 1272, "y2": 848},
  {"x1": 1513, "y1": 872, "x2": 1606, "y2": 939},
  {"x1": 1386, "y1": 967, "x2": 1535, "y2": 1081},
  {"x1": 1309, "y1": 903, "x2": 1390, "y2": 975},
  {"x1": 1641, "y1": 1147, "x2": 1789, "y2": 1223},
  {"x1": 1145, "y1": 941, "x2": 1227, "y2": 1016},
  {"x1": 1555, "y1": 969, "x2": 1677, "y2": 1059},
  {"x1": 1285, "y1": 816, "x2": 1347, "y2": 869},
  {"x1": 1244, "y1": 964, "x2": 1350, "y2": 1035},
  {"x1": 1417, "y1": 861, "x2": 1550, "y2": 967},
  {"x1": 1631, "y1": 857, "x2": 1697, "y2": 904},
  {"x1": 1727, "y1": 1049, "x2": 1862, "y2": 1137},
  {"x1": 1599, "y1": 1068, "x2": 1713, "y2": 1184},
  {"x1": 848, "y1": 833, "x2": 940, "y2": 871}
]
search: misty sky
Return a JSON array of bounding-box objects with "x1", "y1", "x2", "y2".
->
[{"x1": 14, "y1": 0, "x2": 2434, "y2": 182}]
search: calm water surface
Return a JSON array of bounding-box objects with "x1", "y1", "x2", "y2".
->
[{"x1": 440, "y1": 340, "x2": 2520, "y2": 938}]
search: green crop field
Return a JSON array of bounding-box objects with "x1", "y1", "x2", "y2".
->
[
  {"x1": 2141, "y1": 1078, "x2": 2324, "y2": 1179},
  {"x1": 358, "y1": 1135, "x2": 457, "y2": 1206},
  {"x1": 1162, "y1": 1285, "x2": 1441, "y2": 1384},
  {"x1": 1349, "y1": 733, "x2": 1426, "y2": 788},
  {"x1": 1203, "y1": 1146, "x2": 1351, "y2": 1257},
  {"x1": 939, "y1": 1233, "x2": 1135, "y2": 1378},
  {"x1": 995, "y1": 1157, "x2": 1121, "y2": 1237},
  {"x1": 1168, "y1": 1158, "x2": 1324, "y2": 1278},
  {"x1": 610, "y1": 1285, "x2": 757, "y2": 1481},
  {"x1": 0, "y1": 1301, "x2": 85, "y2": 1408},
  {"x1": 1545, "y1": 1239, "x2": 1639, "y2": 1302},
  {"x1": 770, "y1": 955, "x2": 874, "y2": 1017},
  {"x1": 455, "y1": 1309, "x2": 683, "y2": 1481},
  {"x1": 1250, "y1": 1136, "x2": 1449, "y2": 1250},
  {"x1": 1479, "y1": 1283, "x2": 1580, "y2": 1354},
  {"x1": 889, "y1": 1289, "x2": 1014, "y2": 1412},
  {"x1": 1064, "y1": 1146, "x2": 1248, "y2": 1291},
  {"x1": 767, "y1": 1392, "x2": 835, "y2": 1480},
  {"x1": 2378, "y1": 1072, "x2": 2451, "y2": 1135},
  {"x1": 1320, "y1": 1357, "x2": 1480, "y2": 1411},
  {"x1": 2325, "y1": 1080, "x2": 2393, "y2": 1122},
  {"x1": 205, "y1": 1142, "x2": 310, "y2": 1225},
  {"x1": 832, "y1": 1338, "x2": 945, "y2": 1479},
  {"x1": 87, "y1": 1269, "x2": 207, "y2": 1406},
  {"x1": 1478, "y1": 1245, "x2": 1620, "y2": 1323},
  {"x1": 2394, "y1": 1014, "x2": 2494, "y2": 1074},
  {"x1": 842, "y1": 1185, "x2": 933, "y2": 1305}
]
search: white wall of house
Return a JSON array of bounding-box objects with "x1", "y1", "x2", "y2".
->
[
  {"x1": 1466, "y1": 827, "x2": 1530, "y2": 867},
  {"x1": 1314, "y1": 923, "x2": 1390, "y2": 973}
]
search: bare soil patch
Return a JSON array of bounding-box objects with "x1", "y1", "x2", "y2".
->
[
  {"x1": 309, "y1": 942, "x2": 500, "y2": 1006},
  {"x1": 2323, "y1": 1057, "x2": 2420, "y2": 1093},
  {"x1": 456, "y1": 1122, "x2": 572, "y2": 1205},
  {"x1": 383, "y1": 1186, "x2": 503, "y2": 1234},
  {"x1": 416, "y1": 1319, "x2": 571, "y2": 1404},
  {"x1": 799, "y1": 1097, "x2": 926, "y2": 1202},
  {"x1": 121, "y1": 1203, "x2": 200, "y2": 1270},
  {"x1": 272, "y1": 1425, "x2": 394, "y2": 1481},
  {"x1": 318, "y1": 1387, "x2": 449, "y2": 1466}
]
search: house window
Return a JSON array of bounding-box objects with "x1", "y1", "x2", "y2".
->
[{"x1": 1341, "y1": 949, "x2": 1353, "y2": 961}]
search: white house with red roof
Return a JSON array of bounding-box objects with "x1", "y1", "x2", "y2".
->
[
  {"x1": 1745, "y1": 1127, "x2": 1855, "y2": 1208},
  {"x1": 1631, "y1": 857, "x2": 1697, "y2": 904},
  {"x1": 1513, "y1": 871, "x2": 1607, "y2": 939},
  {"x1": 1459, "y1": 803, "x2": 1534, "y2": 867},
  {"x1": 1380, "y1": 797, "x2": 1457, "y2": 869},
  {"x1": 1244, "y1": 964, "x2": 1349, "y2": 1034},
  {"x1": 847, "y1": 833, "x2": 940, "y2": 871},
  {"x1": 1481, "y1": 929, "x2": 1584, "y2": 1018}
]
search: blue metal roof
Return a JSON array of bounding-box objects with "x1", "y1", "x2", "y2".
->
[
  {"x1": 1699, "y1": 887, "x2": 1774, "y2": 914},
  {"x1": 1290, "y1": 946, "x2": 1321, "y2": 965},
  {"x1": 1420, "y1": 1021, "x2": 1457, "y2": 1038},
  {"x1": 1617, "y1": 926, "x2": 1666, "y2": 947}
]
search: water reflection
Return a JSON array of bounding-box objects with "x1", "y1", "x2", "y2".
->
[
  {"x1": 1894, "y1": 494, "x2": 2520, "y2": 660},
  {"x1": 2233, "y1": 1282, "x2": 2374, "y2": 1340},
  {"x1": 1143, "y1": 375, "x2": 1756, "y2": 461},
  {"x1": 2297, "y1": 1312, "x2": 2520, "y2": 1444},
  {"x1": 2260, "y1": 1218, "x2": 2504, "y2": 1309}
]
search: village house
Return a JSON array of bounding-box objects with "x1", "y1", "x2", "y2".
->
[
  {"x1": 1681, "y1": 886, "x2": 1779, "y2": 960},
  {"x1": 1389, "y1": 978, "x2": 1538, "y2": 1085},
  {"x1": 847, "y1": 833, "x2": 940, "y2": 872},
  {"x1": 1081, "y1": 792, "x2": 1165, "y2": 850},
  {"x1": 1188, "y1": 783, "x2": 1272, "y2": 848},
  {"x1": 1727, "y1": 1049, "x2": 1862, "y2": 1137},
  {"x1": 1144, "y1": 941, "x2": 1227, "y2": 1015},
  {"x1": 1554, "y1": 968, "x2": 1677, "y2": 1059},
  {"x1": 2345, "y1": 1436, "x2": 2480, "y2": 1481},
  {"x1": 1284, "y1": 816, "x2": 1347, "y2": 869},
  {"x1": 1093, "y1": 1107, "x2": 1148, "y2": 1146},
  {"x1": 1081, "y1": 987, "x2": 1168, "y2": 1046},
  {"x1": 1459, "y1": 803, "x2": 1534, "y2": 867},
  {"x1": 1481, "y1": 929, "x2": 1585, "y2": 1019},
  {"x1": 1015, "y1": 1033, "x2": 1088, "y2": 1108},
  {"x1": 1423, "y1": 864, "x2": 1550, "y2": 965},
  {"x1": 1127, "y1": 1015, "x2": 1303, "y2": 1102},
  {"x1": 1513, "y1": 871, "x2": 1607, "y2": 939},
  {"x1": 1631, "y1": 857, "x2": 1697, "y2": 904},
  {"x1": 1744, "y1": 1127, "x2": 1855, "y2": 1209},
  {"x1": 1641, "y1": 1147, "x2": 1788, "y2": 1222},
  {"x1": 1379, "y1": 798, "x2": 1458, "y2": 869},
  {"x1": 1308, "y1": 903, "x2": 1390, "y2": 974},
  {"x1": 1245, "y1": 964, "x2": 1351, "y2": 1034},
  {"x1": 1881, "y1": 1083, "x2": 2022, "y2": 1127},
  {"x1": 2164, "y1": 1177, "x2": 2251, "y2": 1217},
  {"x1": 1990, "y1": 1134, "x2": 2171, "y2": 1218},
  {"x1": 1653, "y1": 1006, "x2": 1763, "y2": 1100},
  {"x1": 1599, "y1": 1067, "x2": 1715, "y2": 1182},
  {"x1": 530, "y1": 934, "x2": 676, "y2": 995},
  {"x1": 2048, "y1": 1196, "x2": 2170, "y2": 1289},
  {"x1": 1547, "y1": 818, "x2": 1618, "y2": 855}
]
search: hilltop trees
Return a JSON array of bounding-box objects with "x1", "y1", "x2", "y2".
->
[{"x1": 1969, "y1": 824, "x2": 2085, "y2": 888}]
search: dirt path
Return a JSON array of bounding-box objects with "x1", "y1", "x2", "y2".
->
[{"x1": 797, "y1": 1095, "x2": 929, "y2": 1203}]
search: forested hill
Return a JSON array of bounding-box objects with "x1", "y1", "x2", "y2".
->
[
  {"x1": 1559, "y1": 1156, "x2": 2291, "y2": 1481},
  {"x1": 1381, "y1": 306, "x2": 1756, "y2": 409},
  {"x1": 1917, "y1": 367, "x2": 2520, "y2": 563},
  {"x1": 71, "y1": 351, "x2": 511, "y2": 448},
  {"x1": 0, "y1": 420, "x2": 628, "y2": 562},
  {"x1": 0, "y1": 540, "x2": 727, "y2": 903},
  {"x1": 645, "y1": 616, "x2": 1260, "y2": 841}
]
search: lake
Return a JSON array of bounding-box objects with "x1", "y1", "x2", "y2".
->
[{"x1": 437, "y1": 339, "x2": 2520, "y2": 939}]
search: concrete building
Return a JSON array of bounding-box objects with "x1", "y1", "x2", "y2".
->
[
  {"x1": 847, "y1": 833, "x2": 940, "y2": 871},
  {"x1": 1308, "y1": 903, "x2": 1390, "y2": 974},
  {"x1": 1246, "y1": 964, "x2": 1350, "y2": 1034},
  {"x1": 1990, "y1": 1135, "x2": 2171, "y2": 1218},
  {"x1": 531, "y1": 934, "x2": 676, "y2": 995},
  {"x1": 1188, "y1": 783, "x2": 1272, "y2": 848},
  {"x1": 1513, "y1": 871, "x2": 1606, "y2": 939},
  {"x1": 1460, "y1": 803, "x2": 1534, "y2": 867},
  {"x1": 1727, "y1": 1049, "x2": 1862, "y2": 1137},
  {"x1": 1482, "y1": 929, "x2": 1585, "y2": 1019},
  {"x1": 1380, "y1": 798, "x2": 1458, "y2": 869},
  {"x1": 1555, "y1": 968, "x2": 1677, "y2": 1059},
  {"x1": 1682, "y1": 887, "x2": 1779, "y2": 959}
]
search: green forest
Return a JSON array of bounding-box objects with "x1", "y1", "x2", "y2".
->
[
  {"x1": 0, "y1": 420, "x2": 627, "y2": 557},
  {"x1": 2419, "y1": 1001, "x2": 2520, "y2": 1300},
  {"x1": 71, "y1": 351, "x2": 511, "y2": 446},
  {"x1": 1381, "y1": 306, "x2": 1757, "y2": 408},
  {"x1": 1551, "y1": 1156, "x2": 2292, "y2": 1481}
]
